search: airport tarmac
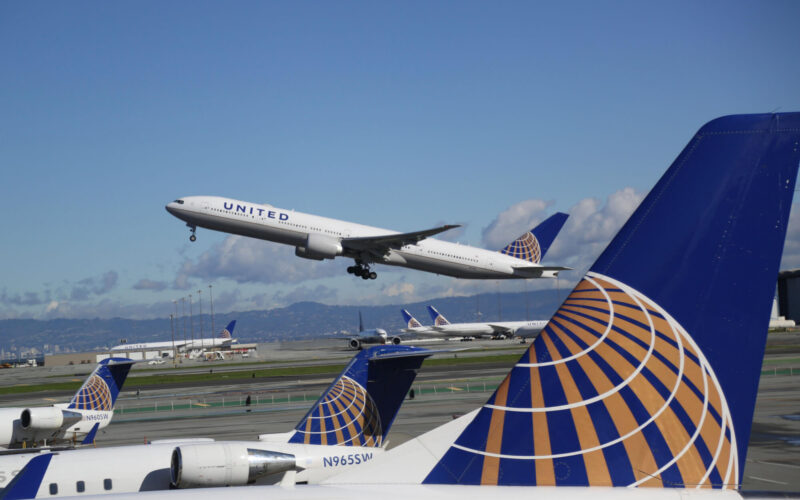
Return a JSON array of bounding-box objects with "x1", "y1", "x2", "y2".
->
[{"x1": 0, "y1": 335, "x2": 798, "y2": 491}]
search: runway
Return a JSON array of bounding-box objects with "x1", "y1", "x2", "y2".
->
[{"x1": 0, "y1": 335, "x2": 797, "y2": 491}]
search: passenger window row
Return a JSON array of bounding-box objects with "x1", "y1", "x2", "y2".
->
[{"x1": 48, "y1": 478, "x2": 112, "y2": 495}]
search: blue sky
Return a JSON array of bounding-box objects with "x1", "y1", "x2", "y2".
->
[{"x1": 2, "y1": 1, "x2": 800, "y2": 320}]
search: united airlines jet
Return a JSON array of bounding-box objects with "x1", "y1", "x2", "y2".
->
[
  {"x1": 165, "y1": 198, "x2": 569, "y2": 281},
  {"x1": 69, "y1": 113, "x2": 800, "y2": 499},
  {"x1": 0, "y1": 346, "x2": 437, "y2": 496},
  {"x1": 400, "y1": 306, "x2": 546, "y2": 340},
  {"x1": 0, "y1": 358, "x2": 133, "y2": 450}
]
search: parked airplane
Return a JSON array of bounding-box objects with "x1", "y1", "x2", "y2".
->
[
  {"x1": 0, "y1": 345, "x2": 437, "y2": 496},
  {"x1": 165, "y1": 195, "x2": 569, "y2": 281},
  {"x1": 110, "y1": 321, "x2": 237, "y2": 354},
  {"x1": 0, "y1": 358, "x2": 134, "y2": 449},
  {"x1": 400, "y1": 306, "x2": 546, "y2": 340},
  {"x1": 348, "y1": 312, "x2": 401, "y2": 350},
  {"x1": 68, "y1": 113, "x2": 800, "y2": 499}
]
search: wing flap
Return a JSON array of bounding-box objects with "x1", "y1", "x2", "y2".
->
[{"x1": 342, "y1": 225, "x2": 460, "y2": 254}]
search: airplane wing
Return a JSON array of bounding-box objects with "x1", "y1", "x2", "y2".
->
[
  {"x1": 512, "y1": 265, "x2": 572, "y2": 277},
  {"x1": 487, "y1": 324, "x2": 514, "y2": 334},
  {"x1": 342, "y1": 225, "x2": 460, "y2": 256}
]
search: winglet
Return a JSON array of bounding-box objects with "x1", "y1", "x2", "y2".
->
[
  {"x1": 426, "y1": 306, "x2": 450, "y2": 326},
  {"x1": 81, "y1": 423, "x2": 100, "y2": 445},
  {"x1": 500, "y1": 212, "x2": 569, "y2": 263},
  {"x1": 288, "y1": 345, "x2": 433, "y2": 447},
  {"x1": 424, "y1": 112, "x2": 800, "y2": 487},
  {"x1": 0, "y1": 453, "x2": 52, "y2": 499}
]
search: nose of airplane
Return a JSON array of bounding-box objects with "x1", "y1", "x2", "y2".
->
[{"x1": 165, "y1": 202, "x2": 178, "y2": 216}]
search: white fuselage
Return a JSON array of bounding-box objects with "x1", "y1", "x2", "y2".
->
[
  {"x1": 110, "y1": 338, "x2": 234, "y2": 353},
  {"x1": 0, "y1": 406, "x2": 111, "y2": 449},
  {"x1": 166, "y1": 197, "x2": 559, "y2": 280},
  {"x1": 407, "y1": 320, "x2": 547, "y2": 339},
  {"x1": 0, "y1": 439, "x2": 384, "y2": 496}
]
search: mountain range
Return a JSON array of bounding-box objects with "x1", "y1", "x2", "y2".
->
[{"x1": 0, "y1": 289, "x2": 566, "y2": 353}]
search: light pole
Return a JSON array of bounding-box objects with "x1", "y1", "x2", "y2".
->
[
  {"x1": 209, "y1": 284, "x2": 215, "y2": 338},
  {"x1": 197, "y1": 289, "x2": 204, "y2": 349},
  {"x1": 189, "y1": 294, "x2": 194, "y2": 346},
  {"x1": 170, "y1": 314, "x2": 176, "y2": 367}
]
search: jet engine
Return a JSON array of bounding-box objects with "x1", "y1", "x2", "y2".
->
[
  {"x1": 171, "y1": 444, "x2": 296, "y2": 488},
  {"x1": 349, "y1": 338, "x2": 361, "y2": 350},
  {"x1": 390, "y1": 336, "x2": 402, "y2": 345},
  {"x1": 295, "y1": 233, "x2": 343, "y2": 260},
  {"x1": 20, "y1": 407, "x2": 82, "y2": 431}
]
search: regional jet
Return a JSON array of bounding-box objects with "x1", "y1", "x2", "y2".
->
[
  {"x1": 400, "y1": 306, "x2": 546, "y2": 340},
  {"x1": 66, "y1": 113, "x2": 800, "y2": 499},
  {"x1": 0, "y1": 358, "x2": 133, "y2": 450},
  {"x1": 165, "y1": 198, "x2": 569, "y2": 281},
  {"x1": 0, "y1": 345, "x2": 438, "y2": 495}
]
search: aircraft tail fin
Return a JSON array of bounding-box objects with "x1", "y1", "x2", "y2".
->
[
  {"x1": 426, "y1": 306, "x2": 450, "y2": 326},
  {"x1": 67, "y1": 358, "x2": 135, "y2": 411},
  {"x1": 288, "y1": 345, "x2": 433, "y2": 447},
  {"x1": 401, "y1": 309, "x2": 423, "y2": 329},
  {"x1": 81, "y1": 423, "x2": 100, "y2": 445},
  {"x1": 500, "y1": 212, "x2": 569, "y2": 263},
  {"x1": 358, "y1": 311, "x2": 364, "y2": 333},
  {"x1": 422, "y1": 113, "x2": 800, "y2": 488},
  {"x1": 220, "y1": 320, "x2": 236, "y2": 339}
]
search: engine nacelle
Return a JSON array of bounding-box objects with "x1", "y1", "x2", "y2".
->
[
  {"x1": 171, "y1": 444, "x2": 296, "y2": 488},
  {"x1": 295, "y1": 233, "x2": 343, "y2": 261},
  {"x1": 20, "y1": 407, "x2": 82, "y2": 431},
  {"x1": 349, "y1": 338, "x2": 361, "y2": 350},
  {"x1": 390, "y1": 336, "x2": 402, "y2": 345}
]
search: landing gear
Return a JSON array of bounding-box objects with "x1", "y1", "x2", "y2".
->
[
  {"x1": 187, "y1": 224, "x2": 197, "y2": 242},
  {"x1": 347, "y1": 261, "x2": 377, "y2": 280}
]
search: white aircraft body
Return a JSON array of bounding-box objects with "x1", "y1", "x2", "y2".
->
[
  {"x1": 0, "y1": 346, "x2": 436, "y2": 496},
  {"x1": 401, "y1": 307, "x2": 546, "y2": 340},
  {"x1": 50, "y1": 113, "x2": 800, "y2": 499},
  {"x1": 0, "y1": 359, "x2": 133, "y2": 450},
  {"x1": 110, "y1": 321, "x2": 237, "y2": 354},
  {"x1": 347, "y1": 312, "x2": 401, "y2": 350},
  {"x1": 165, "y1": 198, "x2": 569, "y2": 281}
]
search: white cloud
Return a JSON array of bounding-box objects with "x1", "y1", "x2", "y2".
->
[
  {"x1": 481, "y1": 199, "x2": 552, "y2": 249},
  {"x1": 175, "y1": 235, "x2": 346, "y2": 287}
]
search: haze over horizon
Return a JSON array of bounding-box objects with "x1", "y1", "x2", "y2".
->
[{"x1": 2, "y1": 1, "x2": 800, "y2": 321}]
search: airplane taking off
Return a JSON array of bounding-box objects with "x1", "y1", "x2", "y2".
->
[
  {"x1": 110, "y1": 320, "x2": 237, "y2": 354},
  {"x1": 400, "y1": 306, "x2": 546, "y2": 340},
  {"x1": 86, "y1": 113, "x2": 800, "y2": 499},
  {"x1": 0, "y1": 358, "x2": 134, "y2": 449},
  {"x1": 0, "y1": 345, "x2": 437, "y2": 496},
  {"x1": 348, "y1": 312, "x2": 401, "y2": 350},
  {"x1": 165, "y1": 196, "x2": 569, "y2": 281}
]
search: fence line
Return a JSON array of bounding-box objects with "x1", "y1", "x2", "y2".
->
[
  {"x1": 115, "y1": 380, "x2": 502, "y2": 415},
  {"x1": 115, "y1": 367, "x2": 798, "y2": 415}
]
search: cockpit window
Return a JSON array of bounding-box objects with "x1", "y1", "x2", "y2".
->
[{"x1": 174, "y1": 199, "x2": 185, "y2": 205}]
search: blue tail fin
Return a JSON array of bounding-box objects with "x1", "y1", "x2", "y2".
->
[
  {"x1": 424, "y1": 113, "x2": 800, "y2": 488},
  {"x1": 220, "y1": 320, "x2": 236, "y2": 339},
  {"x1": 0, "y1": 454, "x2": 52, "y2": 500},
  {"x1": 67, "y1": 358, "x2": 135, "y2": 411},
  {"x1": 288, "y1": 345, "x2": 433, "y2": 447},
  {"x1": 500, "y1": 212, "x2": 569, "y2": 263},
  {"x1": 401, "y1": 309, "x2": 423, "y2": 329},
  {"x1": 426, "y1": 306, "x2": 450, "y2": 326}
]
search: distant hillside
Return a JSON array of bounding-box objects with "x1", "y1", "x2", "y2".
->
[{"x1": 0, "y1": 289, "x2": 566, "y2": 353}]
